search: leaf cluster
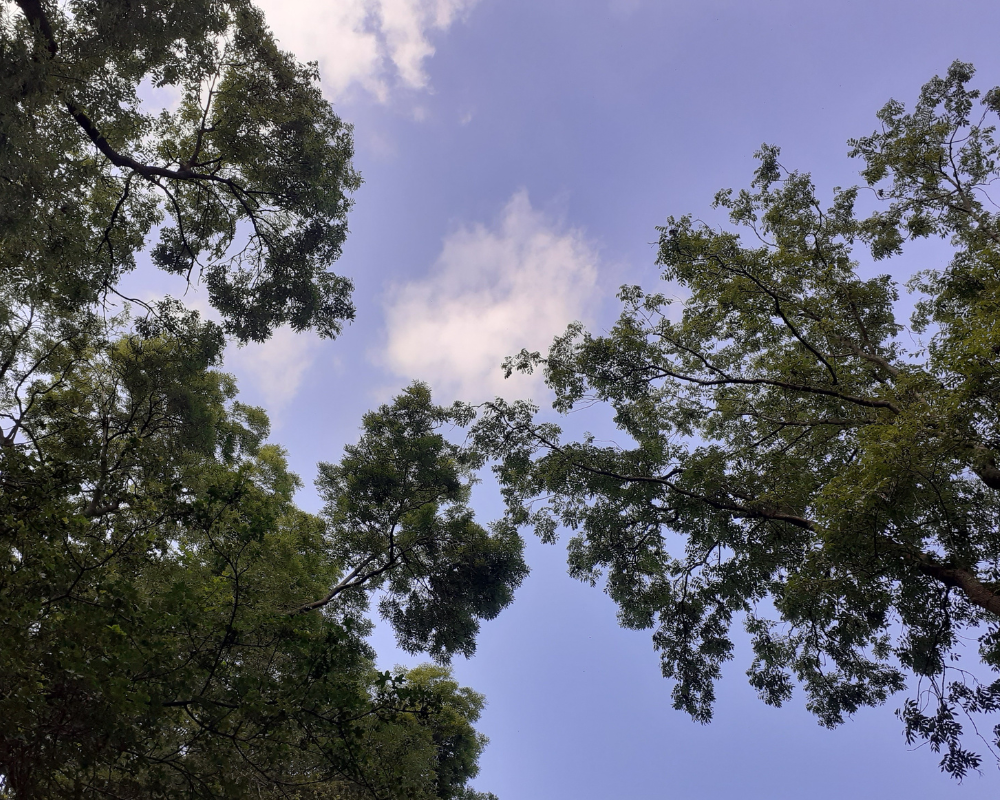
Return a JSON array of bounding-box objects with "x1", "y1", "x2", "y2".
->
[
  {"x1": 2, "y1": 0, "x2": 359, "y2": 341},
  {"x1": 472, "y1": 62, "x2": 1000, "y2": 777},
  {"x1": 0, "y1": 298, "x2": 506, "y2": 798}
]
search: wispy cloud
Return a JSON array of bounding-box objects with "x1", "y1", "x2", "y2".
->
[
  {"x1": 226, "y1": 328, "x2": 321, "y2": 416},
  {"x1": 382, "y1": 191, "x2": 602, "y2": 402},
  {"x1": 256, "y1": 0, "x2": 479, "y2": 101},
  {"x1": 137, "y1": 285, "x2": 320, "y2": 419}
]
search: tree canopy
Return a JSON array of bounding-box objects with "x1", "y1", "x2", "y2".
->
[
  {"x1": 4, "y1": 0, "x2": 359, "y2": 342},
  {"x1": 9, "y1": 0, "x2": 1000, "y2": 790},
  {"x1": 0, "y1": 298, "x2": 521, "y2": 798},
  {"x1": 0, "y1": 1, "x2": 524, "y2": 797},
  {"x1": 470, "y1": 61, "x2": 1000, "y2": 777}
]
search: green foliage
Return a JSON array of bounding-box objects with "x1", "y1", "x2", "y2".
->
[
  {"x1": 2, "y1": 0, "x2": 359, "y2": 341},
  {"x1": 315, "y1": 384, "x2": 528, "y2": 662},
  {"x1": 0, "y1": 297, "x2": 502, "y2": 798},
  {"x1": 0, "y1": 3, "x2": 509, "y2": 796},
  {"x1": 472, "y1": 61, "x2": 1000, "y2": 777}
]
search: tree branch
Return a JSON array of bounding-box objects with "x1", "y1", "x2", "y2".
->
[
  {"x1": 772, "y1": 299, "x2": 839, "y2": 384},
  {"x1": 294, "y1": 554, "x2": 380, "y2": 614},
  {"x1": 14, "y1": 0, "x2": 57, "y2": 58},
  {"x1": 525, "y1": 414, "x2": 1000, "y2": 618},
  {"x1": 972, "y1": 446, "x2": 1000, "y2": 492},
  {"x1": 15, "y1": 1, "x2": 251, "y2": 195},
  {"x1": 65, "y1": 99, "x2": 240, "y2": 186},
  {"x1": 909, "y1": 554, "x2": 1000, "y2": 617}
]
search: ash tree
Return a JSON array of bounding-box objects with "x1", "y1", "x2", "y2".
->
[
  {"x1": 470, "y1": 61, "x2": 1000, "y2": 777},
  {"x1": 0, "y1": 301, "x2": 520, "y2": 798},
  {"x1": 0, "y1": 1, "x2": 524, "y2": 797},
  {"x1": 4, "y1": 0, "x2": 359, "y2": 342}
]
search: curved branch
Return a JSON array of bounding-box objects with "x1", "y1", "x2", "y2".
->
[
  {"x1": 66, "y1": 100, "x2": 242, "y2": 187},
  {"x1": 909, "y1": 554, "x2": 1000, "y2": 617},
  {"x1": 294, "y1": 554, "x2": 381, "y2": 614},
  {"x1": 972, "y1": 446, "x2": 1000, "y2": 491},
  {"x1": 772, "y1": 299, "x2": 839, "y2": 384},
  {"x1": 15, "y1": 2, "x2": 250, "y2": 196}
]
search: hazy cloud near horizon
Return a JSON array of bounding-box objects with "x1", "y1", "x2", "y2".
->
[
  {"x1": 256, "y1": 0, "x2": 479, "y2": 101},
  {"x1": 381, "y1": 191, "x2": 601, "y2": 402}
]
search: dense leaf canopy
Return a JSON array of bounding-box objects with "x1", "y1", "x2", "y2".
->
[
  {"x1": 13, "y1": 0, "x2": 1000, "y2": 789},
  {"x1": 0, "y1": 299, "x2": 517, "y2": 798},
  {"x1": 0, "y1": 1, "x2": 521, "y2": 797},
  {"x1": 3, "y1": 0, "x2": 359, "y2": 342},
  {"x1": 470, "y1": 61, "x2": 1000, "y2": 777}
]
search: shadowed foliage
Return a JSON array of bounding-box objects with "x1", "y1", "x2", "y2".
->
[
  {"x1": 4, "y1": 0, "x2": 359, "y2": 342},
  {"x1": 0, "y1": 301, "x2": 505, "y2": 798}
]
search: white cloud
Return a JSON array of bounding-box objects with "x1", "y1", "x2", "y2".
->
[
  {"x1": 226, "y1": 327, "x2": 321, "y2": 415},
  {"x1": 609, "y1": 0, "x2": 643, "y2": 18},
  {"x1": 256, "y1": 0, "x2": 478, "y2": 101},
  {"x1": 382, "y1": 191, "x2": 602, "y2": 402},
  {"x1": 121, "y1": 268, "x2": 320, "y2": 417}
]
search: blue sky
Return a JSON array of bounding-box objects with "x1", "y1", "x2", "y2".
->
[{"x1": 135, "y1": 1, "x2": 1000, "y2": 796}]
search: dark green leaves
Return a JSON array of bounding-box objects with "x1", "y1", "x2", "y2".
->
[
  {"x1": 314, "y1": 383, "x2": 528, "y2": 661},
  {"x1": 0, "y1": 310, "x2": 502, "y2": 798},
  {"x1": 1, "y1": 3, "x2": 507, "y2": 797},
  {"x1": 4, "y1": 0, "x2": 360, "y2": 341}
]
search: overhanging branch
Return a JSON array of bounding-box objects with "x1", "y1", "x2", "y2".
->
[
  {"x1": 15, "y1": 0, "x2": 56, "y2": 57},
  {"x1": 518, "y1": 414, "x2": 1000, "y2": 619},
  {"x1": 16, "y1": 1, "x2": 250, "y2": 193}
]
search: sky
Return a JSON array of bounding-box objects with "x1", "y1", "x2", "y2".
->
[{"x1": 135, "y1": 1, "x2": 1000, "y2": 796}]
